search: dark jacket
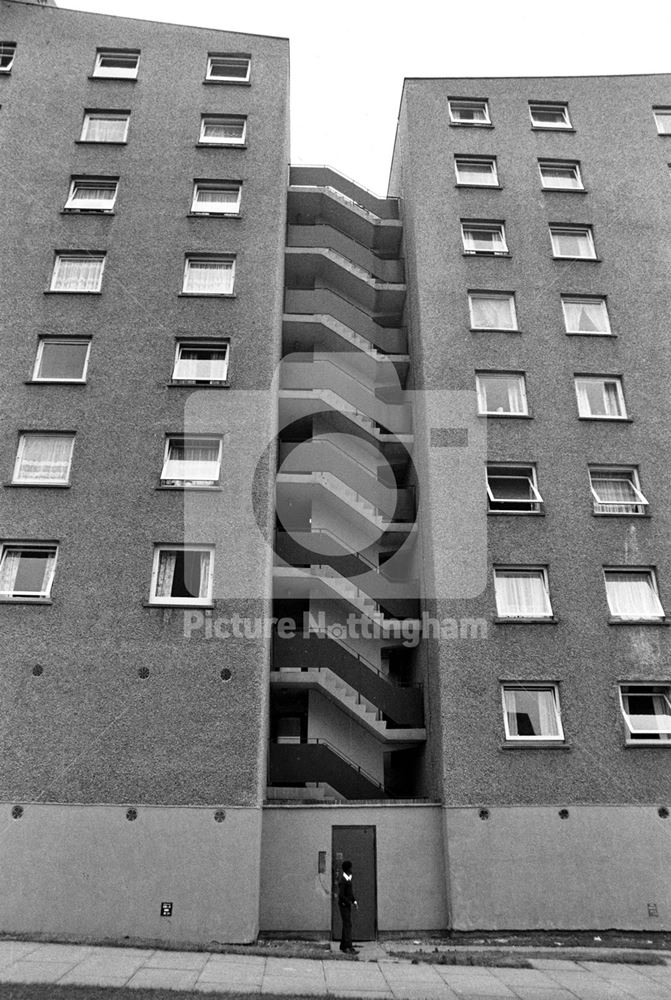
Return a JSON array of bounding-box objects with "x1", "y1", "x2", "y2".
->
[{"x1": 338, "y1": 872, "x2": 356, "y2": 908}]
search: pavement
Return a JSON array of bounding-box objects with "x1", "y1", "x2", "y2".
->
[{"x1": 0, "y1": 939, "x2": 670, "y2": 999}]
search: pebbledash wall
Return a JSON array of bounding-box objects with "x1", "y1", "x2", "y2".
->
[
  {"x1": 390, "y1": 74, "x2": 671, "y2": 930},
  {"x1": 0, "y1": 0, "x2": 288, "y2": 943},
  {"x1": 2, "y1": 0, "x2": 671, "y2": 941}
]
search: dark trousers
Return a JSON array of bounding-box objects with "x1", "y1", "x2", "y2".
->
[{"x1": 338, "y1": 902, "x2": 352, "y2": 950}]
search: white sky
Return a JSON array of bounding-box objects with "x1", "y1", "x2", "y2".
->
[{"x1": 58, "y1": 0, "x2": 670, "y2": 196}]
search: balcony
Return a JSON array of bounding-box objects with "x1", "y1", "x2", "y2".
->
[
  {"x1": 285, "y1": 247, "x2": 406, "y2": 320},
  {"x1": 269, "y1": 739, "x2": 387, "y2": 800}
]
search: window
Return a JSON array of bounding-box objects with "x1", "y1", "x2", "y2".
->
[
  {"x1": 149, "y1": 545, "x2": 213, "y2": 606},
  {"x1": 549, "y1": 225, "x2": 596, "y2": 259},
  {"x1": 172, "y1": 341, "x2": 229, "y2": 384},
  {"x1": 589, "y1": 467, "x2": 648, "y2": 515},
  {"x1": 653, "y1": 107, "x2": 671, "y2": 135},
  {"x1": 476, "y1": 372, "x2": 527, "y2": 415},
  {"x1": 92, "y1": 49, "x2": 140, "y2": 79},
  {"x1": 0, "y1": 42, "x2": 16, "y2": 73},
  {"x1": 487, "y1": 464, "x2": 543, "y2": 513},
  {"x1": 469, "y1": 291, "x2": 517, "y2": 330},
  {"x1": 619, "y1": 686, "x2": 671, "y2": 743},
  {"x1": 64, "y1": 177, "x2": 118, "y2": 212},
  {"x1": 50, "y1": 254, "x2": 105, "y2": 293},
  {"x1": 448, "y1": 99, "x2": 490, "y2": 125},
  {"x1": 160, "y1": 436, "x2": 222, "y2": 487},
  {"x1": 539, "y1": 159, "x2": 583, "y2": 190},
  {"x1": 604, "y1": 569, "x2": 665, "y2": 621},
  {"x1": 33, "y1": 339, "x2": 91, "y2": 383},
  {"x1": 80, "y1": 111, "x2": 129, "y2": 143},
  {"x1": 454, "y1": 156, "x2": 498, "y2": 186},
  {"x1": 199, "y1": 114, "x2": 246, "y2": 145},
  {"x1": 0, "y1": 544, "x2": 58, "y2": 600},
  {"x1": 561, "y1": 296, "x2": 610, "y2": 335},
  {"x1": 13, "y1": 434, "x2": 75, "y2": 485},
  {"x1": 462, "y1": 221, "x2": 508, "y2": 255},
  {"x1": 502, "y1": 685, "x2": 564, "y2": 741},
  {"x1": 574, "y1": 376, "x2": 626, "y2": 419},
  {"x1": 206, "y1": 54, "x2": 250, "y2": 82},
  {"x1": 191, "y1": 180, "x2": 242, "y2": 215},
  {"x1": 182, "y1": 255, "x2": 235, "y2": 295},
  {"x1": 494, "y1": 567, "x2": 553, "y2": 619},
  {"x1": 529, "y1": 102, "x2": 572, "y2": 129}
]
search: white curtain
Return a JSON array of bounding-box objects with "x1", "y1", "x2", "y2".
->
[
  {"x1": 592, "y1": 472, "x2": 638, "y2": 513},
  {"x1": 84, "y1": 117, "x2": 127, "y2": 142},
  {"x1": 460, "y1": 162, "x2": 495, "y2": 185},
  {"x1": 464, "y1": 227, "x2": 503, "y2": 252},
  {"x1": 505, "y1": 688, "x2": 560, "y2": 737},
  {"x1": 0, "y1": 550, "x2": 21, "y2": 595},
  {"x1": 496, "y1": 572, "x2": 550, "y2": 617},
  {"x1": 625, "y1": 693, "x2": 671, "y2": 735},
  {"x1": 155, "y1": 551, "x2": 176, "y2": 598},
  {"x1": 17, "y1": 435, "x2": 73, "y2": 482},
  {"x1": 564, "y1": 300, "x2": 606, "y2": 332},
  {"x1": 553, "y1": 230, "x2": 592, "y2": 257},
  {"x1": 203, "y1": 120, "x2": 244, "y2": 141},
  {"x1": 198, "y1": 551, "x2": 211, "y2": 598},
  {"x1": 195, "y1": 187, "x2": 238, "y2": 209},
  {"x1": 482, "y1": 376, "x2": 524, "y2": 414},
  {"x1": 72, "y1": 183, "x2": 115, "y2": 207},
  {"x1": 53, "y1": 257, "x2": 103, "y2": 292},
  {"x1": 162, "y1": 440, "x2": 220, "y2": 483},
  {"x1": 174, "y1": 348, "x2": 228, "y2": 382},
  {"x1": 576, "y1": 379, "x2": 620, "y2": 417},
  {"x1": 471, "y1": 297, "x2": 514, "y2": 329},
  {"x1": 606, "y1": 572, "x2": 663, "y2": 619},
  {"x1": 184, "y1": 261, "x2": 233, "y2": 294}
]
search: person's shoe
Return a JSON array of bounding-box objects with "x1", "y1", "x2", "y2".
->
[{"x1": 346, "y1": 947, "x2": 359, "y2": 954}]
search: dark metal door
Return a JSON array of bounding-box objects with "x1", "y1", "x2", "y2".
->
[{"x1": 331, "y1": 825, "x2": 377, "y2": 941}]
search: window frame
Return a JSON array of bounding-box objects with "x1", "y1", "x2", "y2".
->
[
  {"x1": 448, "y1": 98, "x2": 491, "y2": 126},
  {"x1": 205, "y1": 53, "x2": 251, "y2": 83},
  {"x1": 549, "y1": 224, "x2": 597, "y2": 260},
  {"x1": 160, "y1": 435, "x2": 223, "y2": 488},
  {"x1": 619, "y1": 685, "x2": 671, "y2": 744},
  {"x1": 468, "y1": 291, "x2": 518, "y2": 331},
  {"x1": 653, "y1": 107, "x2": 671, "y2": 136},
  {"x1": 191, "y1": 180, "x2": 242, "y2": 216},
  {"x1": 589, "y1": 466, "x2": 648, "y2": 516},
  {"x1": 0, "y1": 543, "x2": 58, "y2": 600},
  {"x1": 493, "y1": 566, "x2": 554, "y2": 620},
  {"x1": 199, "y1": 114, "x2": 247, "y2": 146},
  {"x1": 486, "y1": 463, "x2": 543, "y2": 514},
  {"x1": 0, "y1": 42, "x2": 17, "y2": 74},
  {"x1": 538, "y1": 159, "x2": 583, "y2": 191},
  {"x1": 171, "y1": 340, "x2": 230, "y2": 385},
  {"x1": 461, "y1": 220, "x2": 508, "y2": 256},
  {"x1": 182, "y1": 255, "x2": 236, "y2": 296},
  {"x1": 529, "y1": 101, "x2": 572, "y2": 130},
  {"x1": 33, "y1": 338, "x2": 92, "y2": 384},
  {"x1": 80, "y1": 110, "x2": 130, "y2": 144},
  {"x1": 501, "y1": 684, "x2": 564, "y2": 742},
  {"x1": 476, "y1": 372, "x2": 528, "y2": 416},
  {"x1": 92, "y1": 48, "x2": 140, "y2": 80},
  {"x1": 574, "y1": 375, "x2": 627, "y2": 420},
  {"x1": 49, "y1": 253, "x2": 106, "y2": 294},
  {"x1": 561, "y1": 295, "x2": 611, "y2": 336},
  {"x1": 454, "y1": 155, "x2": 499, "y2": 187},
  {"x1": 149, "y1": 544, "x2": 214, "y2": 607},
  {"x1": 12, "y1": 433, "x2": 75, "y2": 486},
  {"x1": 64, "y1": 176, "x2": 119, "y2": 213},
  {"x1": 604, "y1": 567, "x2": 665, "y2": 622}
]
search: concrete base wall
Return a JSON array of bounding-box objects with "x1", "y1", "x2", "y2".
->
[
  {"x1": 0, "y1": 803, "x2": 261, "y2": 944},
  {"x1": 260, "y1": 804, "x2": 447, "y2": 933},
  {"x1": 445, "y1": 805, "x2": 671, "y2": 930}
]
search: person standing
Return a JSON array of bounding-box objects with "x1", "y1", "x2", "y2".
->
[{"x1": 337, "y1": 860, "x2": 358, "y2": 955}]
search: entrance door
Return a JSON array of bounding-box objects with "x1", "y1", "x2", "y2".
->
[{"x1": 331, "y1": 825, "x2": 377, "y2": 941}]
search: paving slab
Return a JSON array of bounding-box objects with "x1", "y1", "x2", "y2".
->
[
  {"x1": 380, "y1": 964, "x2": 446, "y2": 984},
  {"x1": 59, "y1": 954, "x2": 150, "y2": 978},
  {"x1": 195, "y1": 982, "x2": 260, "y2": 994},
  {"x1": 0, "y1": 960, "x2": 76, "y2": 982},
  {"x1": 0, "y1": 942, "x2": 43, "y2": 965},
  {"x1": 9, "y1": 943, "x2": 92, "y2": 964},
  {"x1": 326, "y1": 991, "x2": 392, "y2": 999},
  {"x1": 126, "y1": 966, "x2": 200, "y2": 989},
  {"x1": 511, "y1": 989, "x2": 580, "y2": 1000},
  {"x1": 143, "y1": 949, "x2": 210, "y2": 970},
  {"x1": 59, "y1": 970, "x2": 132, "y2": 987},
  {"x1": 488, "y1": 966, "x2": 557, "y2": 987},
  {"x1": 261, "y1": 978, "x2": 327, "y2": 995},
  {"x1": 385, "y1": 987, "x2": 460, "y2": 1000},
  {"x1": 446, "y1": 976, "x2": 516, "y2": 997}
]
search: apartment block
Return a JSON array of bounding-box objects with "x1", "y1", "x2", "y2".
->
[{"x1": 1, "y1": 0, "x2": 670, "y2": 942}]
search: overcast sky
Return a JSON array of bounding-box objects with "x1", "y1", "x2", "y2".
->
[{"x1": 59, "y1": 0, "x2": 670, "y2": 195}]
